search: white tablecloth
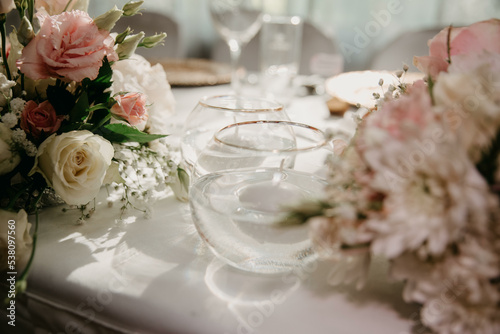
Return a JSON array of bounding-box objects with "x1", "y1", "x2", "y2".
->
[{"x1": 6, "y1": 85, "x2": 422, "y2": 334}]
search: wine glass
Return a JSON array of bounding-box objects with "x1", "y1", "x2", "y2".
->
[
  {"x1": 209, "y1": 0, "x2": 263, "y2": 95},
  {"x1": 180, "y1": 95, "x2": 289, "y2": 173},
  {"x1": 189, "y1": 121, "x2": 333, "y2": 274}
]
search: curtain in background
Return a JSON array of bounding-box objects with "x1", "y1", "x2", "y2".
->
[{"x1": 88, "y1": 0, "x2": 500, "y2": 71}]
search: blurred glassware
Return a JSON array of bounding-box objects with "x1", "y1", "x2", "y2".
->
[
  {"x1": 208, "y1": 0, "x2": 263, "y2": 95},
  {"x1": 260, "y1": 14, "x2": 303, "y2": 105},
  {"x1": 189, "y1": 121, "x2": 334, "y2": 274},
  {"x1": 180, "y1": 95, "x2": 289, "y2": 172}
]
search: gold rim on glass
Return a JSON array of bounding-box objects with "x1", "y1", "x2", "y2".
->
[
  {"x1": 199, "y1": 95, "x2": 284, "y2": 113},
  {"x1": 214, "y1": 120, "x2": 328, "y2": 152}
]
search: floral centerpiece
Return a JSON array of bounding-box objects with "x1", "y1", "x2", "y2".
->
[
  {"x1": 285, "y1": 19, "x2": 500, "y2": 334},
  {"x1": 0, "y1": 0, "x2": 188, "y2": 295}
]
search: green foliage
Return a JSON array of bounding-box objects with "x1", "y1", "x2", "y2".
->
[
  {"x1": 69, "y1": 91, "x2": 90, "y2": 123},
  {"x1": 46, "y1": 57, "x2": 163, "y2": 144},
  {"x1": 100, "y1": 123, "x2": 166, "y2": 143},
  {"x1": 82, "y1": 57, "x2": 113, "y2": 106},
  {"x1": 279, "y1": 201, "x2": 331, "y2": 226},
  {"x1": 46, "y1": 84, "x2": 77, "y2": 116}
]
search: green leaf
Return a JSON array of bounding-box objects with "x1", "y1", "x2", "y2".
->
[
  {"x1": 47, "y1": 85, "x2": 76, "y2": 115},
  {"x1": 87, "y1": 107, "x2": 110, "y2": 127},
  {"x1": 69, "y1": 91, "x2": 90, "y2": 123},
  {"x1": 58, "y1": 122, "x2": 84, "y2": 133},
  {"x1": 83, "y1": 57, "x2": 113, "y2": 105},
  {"x1": 101, "y1": 123, "x2": 166, "y2": 143},
  {"x1": 95, "y1": 57, "x2": 113, "y2": 84}
]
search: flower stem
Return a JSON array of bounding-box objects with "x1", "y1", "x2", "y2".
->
[
  {"x1": 6, "y1": 182, "x2": 32, "y2": 210},
  {"x1": 28, "y1": 0, "x2": 35, "y2": 25},
  {"x1": 427, "y1": 76, "x2": 435, "y2": 105},
  {"x1": 91, "y1": 112, "x2": 112, "y2": 132},
  {"x1": 0, "y1": 14, "x2": 11, "y2": 80},
  {"x1": 446, "y1": 25, "x2": 452, "y2": 64},
  {"x1": 64, "y1": 0, "x2": 75, "y2": 12}
]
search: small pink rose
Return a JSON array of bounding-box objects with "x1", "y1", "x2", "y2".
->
[
  {"x1": 111, "y1": 93, "x2": 148, "y2": 126},
  {"x1": 20, "y1": 100, "x2": 64, "y2": 139},
  {"x1": 18, "y1": 10, "x2": 118, "y2": 82},
  {"x1": 414, "y1": 19, "x2": 500, "y2": 78}
]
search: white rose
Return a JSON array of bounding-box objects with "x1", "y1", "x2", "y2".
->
[
  {"x1": 0, "y1": 123, "x2": 20, "y2": 175},
  {"x1": 29, "y1": 130, "x2": 114, "y2": 205},
  {"x1": 111, "y1": 54, "x2": 176, "y2": 134},
  {"x1": 0, "y1": 0, "x2": 15, "y2": 14},
  {"x1": 0, "y1": 209, "x2": 32, "y2": 272}
]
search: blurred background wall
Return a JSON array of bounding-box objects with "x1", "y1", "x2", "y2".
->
[{"x1": 88, "y1": 0, "x2": 500, "y2": 71}]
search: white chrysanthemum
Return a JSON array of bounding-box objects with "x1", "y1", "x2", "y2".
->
[
  {"x1": 320, "y1": 149, "x2": 376, "y2": 244},
  {"x1": 111, "y1": 54, "x2": 176, "y2": 135},
  {"x1": 367, "y1": 143, "x2": 493, "y2": 258},
  {"x1": 355, "y1": 80, "x2": 495, "y2": 259},
  {"x1": 390, "y1": 233, "x2": 500, "y2": 304},
  {"x1": 422, "y1": 301, "x2": 500, "y2": 334},
  {"x1": 434, "y1": 52, "x2": 500, "y2": 162}
]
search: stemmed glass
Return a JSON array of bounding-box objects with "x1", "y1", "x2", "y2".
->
[{"x1": 209, "y1": 0, "x2": 263, "y2": 95}]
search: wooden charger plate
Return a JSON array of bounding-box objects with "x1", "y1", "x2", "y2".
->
[{"x1": 154, "y1": 58, "x2": 231, "y2": 87}]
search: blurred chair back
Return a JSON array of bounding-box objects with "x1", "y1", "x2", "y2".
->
[
  {"x1": 113, "y1": 11, "x2": 181, "y2": 60},
  {"x1": 369, "y1": 28, "x2": 443, "y2": 71}
]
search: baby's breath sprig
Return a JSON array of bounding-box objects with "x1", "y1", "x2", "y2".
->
[
  {"x1": 373, "y1": 64, "x2": 411, "y2": 109},
  {"x1": 107, "y1": 141, "x2": 188, "y2": 218}
]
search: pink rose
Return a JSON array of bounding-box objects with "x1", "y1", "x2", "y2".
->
[
  {"x1": 414, "y1": 19, "x2": 500, "y2": 78},
  {"x1": 111, "y1": 93, "x2": 148, "y2": 126},
  {"x1": 20, "y1": 100, "x2": 64, "y2": 139},
  {"x1": 18, "y1": 10, "x2": 118, "y2": 82}
]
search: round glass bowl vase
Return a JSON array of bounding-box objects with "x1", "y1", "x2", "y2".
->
[
  {"x1": 180, "y1": 95, "x2": 289, "y2": 172},
  {"x1": 189, "y1": 121, "x2": 332, "y2": 274}
]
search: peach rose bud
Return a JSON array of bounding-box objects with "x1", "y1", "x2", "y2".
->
[{"x1": 111, "y1": 92, "x2": 148, "y2": 126}]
